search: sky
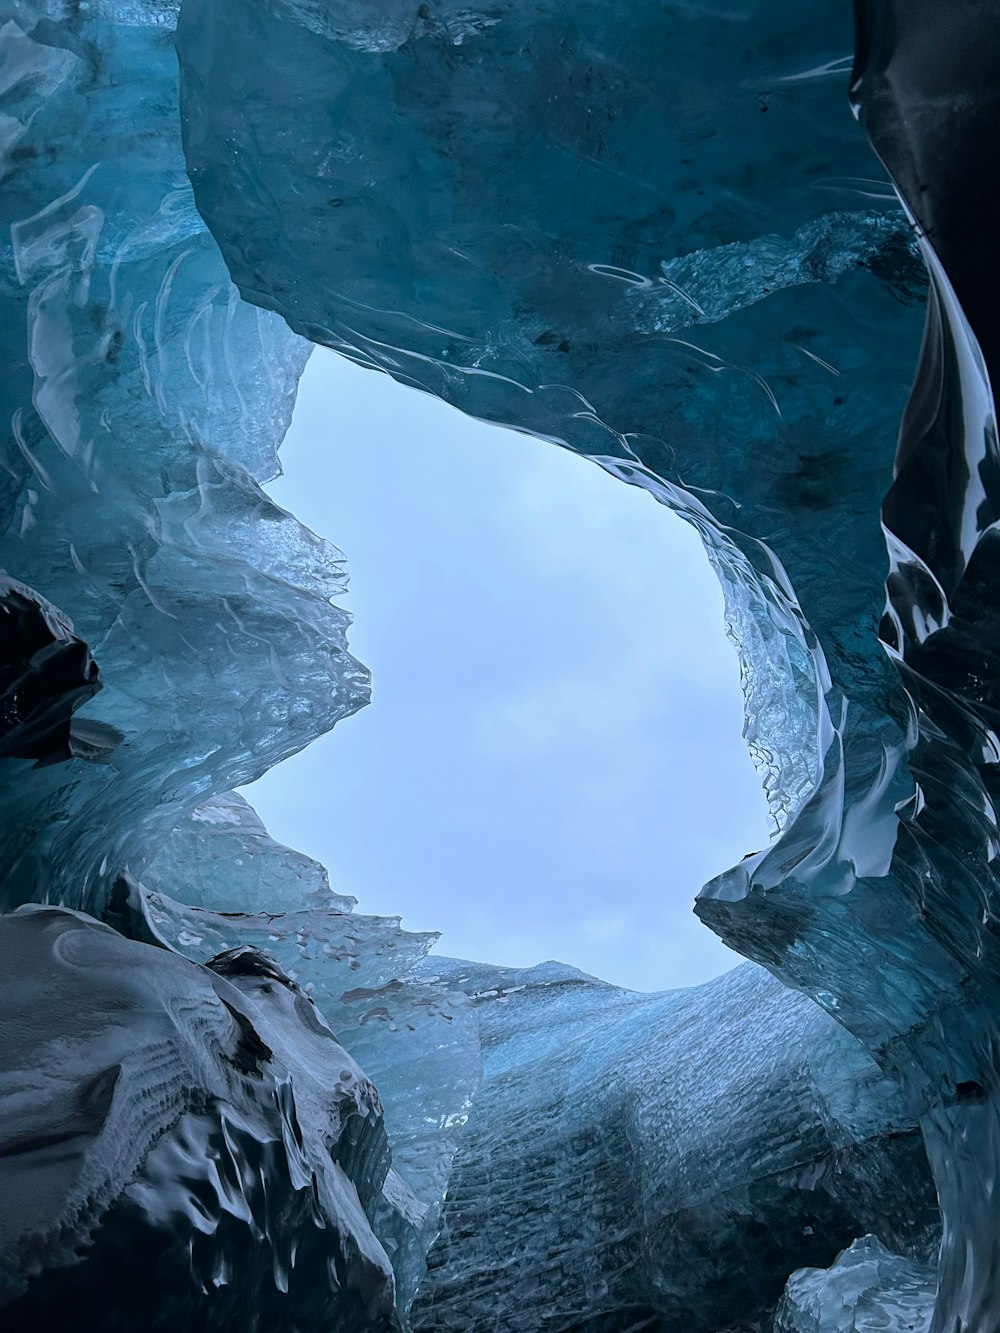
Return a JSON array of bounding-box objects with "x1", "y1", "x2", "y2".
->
[{"x1": 242, "y1": 347, "x2": 770, "y2": 992}]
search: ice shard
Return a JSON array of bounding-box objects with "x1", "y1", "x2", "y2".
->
[{"x1": 774, "y1": 1236, "x2": 935, "y2": 1333}]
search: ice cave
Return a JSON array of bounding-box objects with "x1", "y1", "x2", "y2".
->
[{"x1": 1, "y1": 1, "x2": 998, "y2": 1330}]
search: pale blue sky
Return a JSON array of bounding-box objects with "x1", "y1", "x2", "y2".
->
[{"x1": 243, "y1": 348, "x2": 769, "y2": 991}]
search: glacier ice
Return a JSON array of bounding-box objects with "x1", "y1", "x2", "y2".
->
[
  {"x1": 174, "y1": 0, "x2": 1000, "y2": 1326},
  {"x1": 774, "y1": 1236, "x2": 935, "y2": 1333},
  {"x1": 176, "y1": 0, "x2": 924, "y2": 771},
  {"x1": 0, "y1": 905, "x2": 401, "y2": 1330},
  {"x1": 137, "y1": 791, "x2": 484, "y2": 1312},
  {"x1": 0, "y1": 0, "x2": 366, "y2": 918},
  {"x1": 409, "y1": 959, "x2": 937, "y2": 1333},
  {"x1": 3, "y1": 0, "x2": 1000, "y2": 1328}
]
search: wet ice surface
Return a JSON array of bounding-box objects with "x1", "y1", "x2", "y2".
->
[
  {"x1": 176, "y1": 0, "x2": 1000, "y2": 1325},
  {"x1": 0, "y1": 906, "x2": 401, "y2": 1331},
  {"x1": 140, "y1": 791, "x2": 483, "y2": 1312},
  {"x1": 0, "y1": 0, "x2": 364, "y2": 917}
]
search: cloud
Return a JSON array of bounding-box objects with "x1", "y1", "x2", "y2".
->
[{"x1": 245, "y1": 347, "x2": 770, "y2": 993}]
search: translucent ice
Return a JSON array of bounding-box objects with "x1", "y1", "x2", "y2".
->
[
  {"x1": 0, "y1": 1, "x2": 366, "y2": 916},
  {"x1": 774, "y1": 1235, "x2": 935, "y2": 1333},
  {"x1": 176, "y1": 0, "x2": 1000, "y2": 1325},
  {"x1": 138, "y1": 793, "x2": 483, "y2": 1312}
]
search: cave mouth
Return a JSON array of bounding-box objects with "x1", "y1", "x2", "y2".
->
[
  {"x1": 241, "y1": 346, "x2": 770, "y2": 993},
  {"x1": 1, "y1": 0, "x2": 975, "y2": 1324}
]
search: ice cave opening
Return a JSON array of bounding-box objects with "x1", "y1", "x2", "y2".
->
[
  {"x1": 242, "y1": 346, "x2": 770, "y2": 991},
  {"x1": 6, "y1": 0, "x2": 1000, "y2": 1328}
]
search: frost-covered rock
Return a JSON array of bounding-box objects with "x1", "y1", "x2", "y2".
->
[{"x1": 0, "y1": 573, "x2": 119, "y2": 764}]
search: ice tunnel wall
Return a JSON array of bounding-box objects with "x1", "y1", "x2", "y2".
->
[
  {"x1": 178, "y1": 0, "x2": 927, "y2": 839},
  {"x1": 2, "y1": 0, "x2": 1000, "y2": 1328},
  {"x1": 0, "y1": 0, "x2": 368, "y2": 914}
]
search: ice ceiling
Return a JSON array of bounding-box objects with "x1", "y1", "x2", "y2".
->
[{"x1": 1, "y1": 1, "x2": 999, "y2": 1331}]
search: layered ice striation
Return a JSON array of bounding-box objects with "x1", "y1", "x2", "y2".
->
[{"x1": 409, "y1": 959, "x2": 937, "y2": 1333}]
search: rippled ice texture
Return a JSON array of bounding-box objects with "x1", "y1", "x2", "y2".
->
[
  {"x1": 0, "y1": 0, "x2": 469, "y2": 1317},
  {"x1": 0, "y1": 0, "x2": 365, "y2": 915}
]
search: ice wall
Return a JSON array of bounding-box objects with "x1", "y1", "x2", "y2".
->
[
  {"x1": 176, "y1": 0, "x2": 926, "y2": 835},
  {"x1": 0, "y1": 1, "x2": 427, "y2": 1318},
  {"x1": 0, "y1": 0, "x2": 366, "y2": 916},
  {"x1": 3, "y1": 0, "x2": 998, "y2": 1327},
  {"x1": 409, "y1": 959, "x2": 938, "y2": 1333}
]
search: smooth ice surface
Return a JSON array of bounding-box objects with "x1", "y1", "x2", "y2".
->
[
  {"x1": 178, "y1": 0, "x2": 926, "y2": 834},
  {"x1": 408, "y1": 959, "x2": 938, "y2": 1333}
]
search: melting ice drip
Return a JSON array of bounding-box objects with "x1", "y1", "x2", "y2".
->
[{"x1": 1, "y1": 0, "x2": 999, "y2": 1330}]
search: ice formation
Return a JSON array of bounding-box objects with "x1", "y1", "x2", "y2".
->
[
  {"x1": 0, "y1": 0, "x2": 364, "y2": 917},
  {"x1": 0, "y1": 906, "x2": 402, "y2": 1330},
  {"x1": 774, "y1": 1235, "x2": 936, "y2": 1333},
  {"x1": 409, "y1": 959, "x2": 938, "y2": 1332},
  {"x1": 138, "y1": 792, "x2": 483, "y2": 1311},
  {"x1": 2, "y1": 0, "x2": 1000, "y2": 1328}
]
